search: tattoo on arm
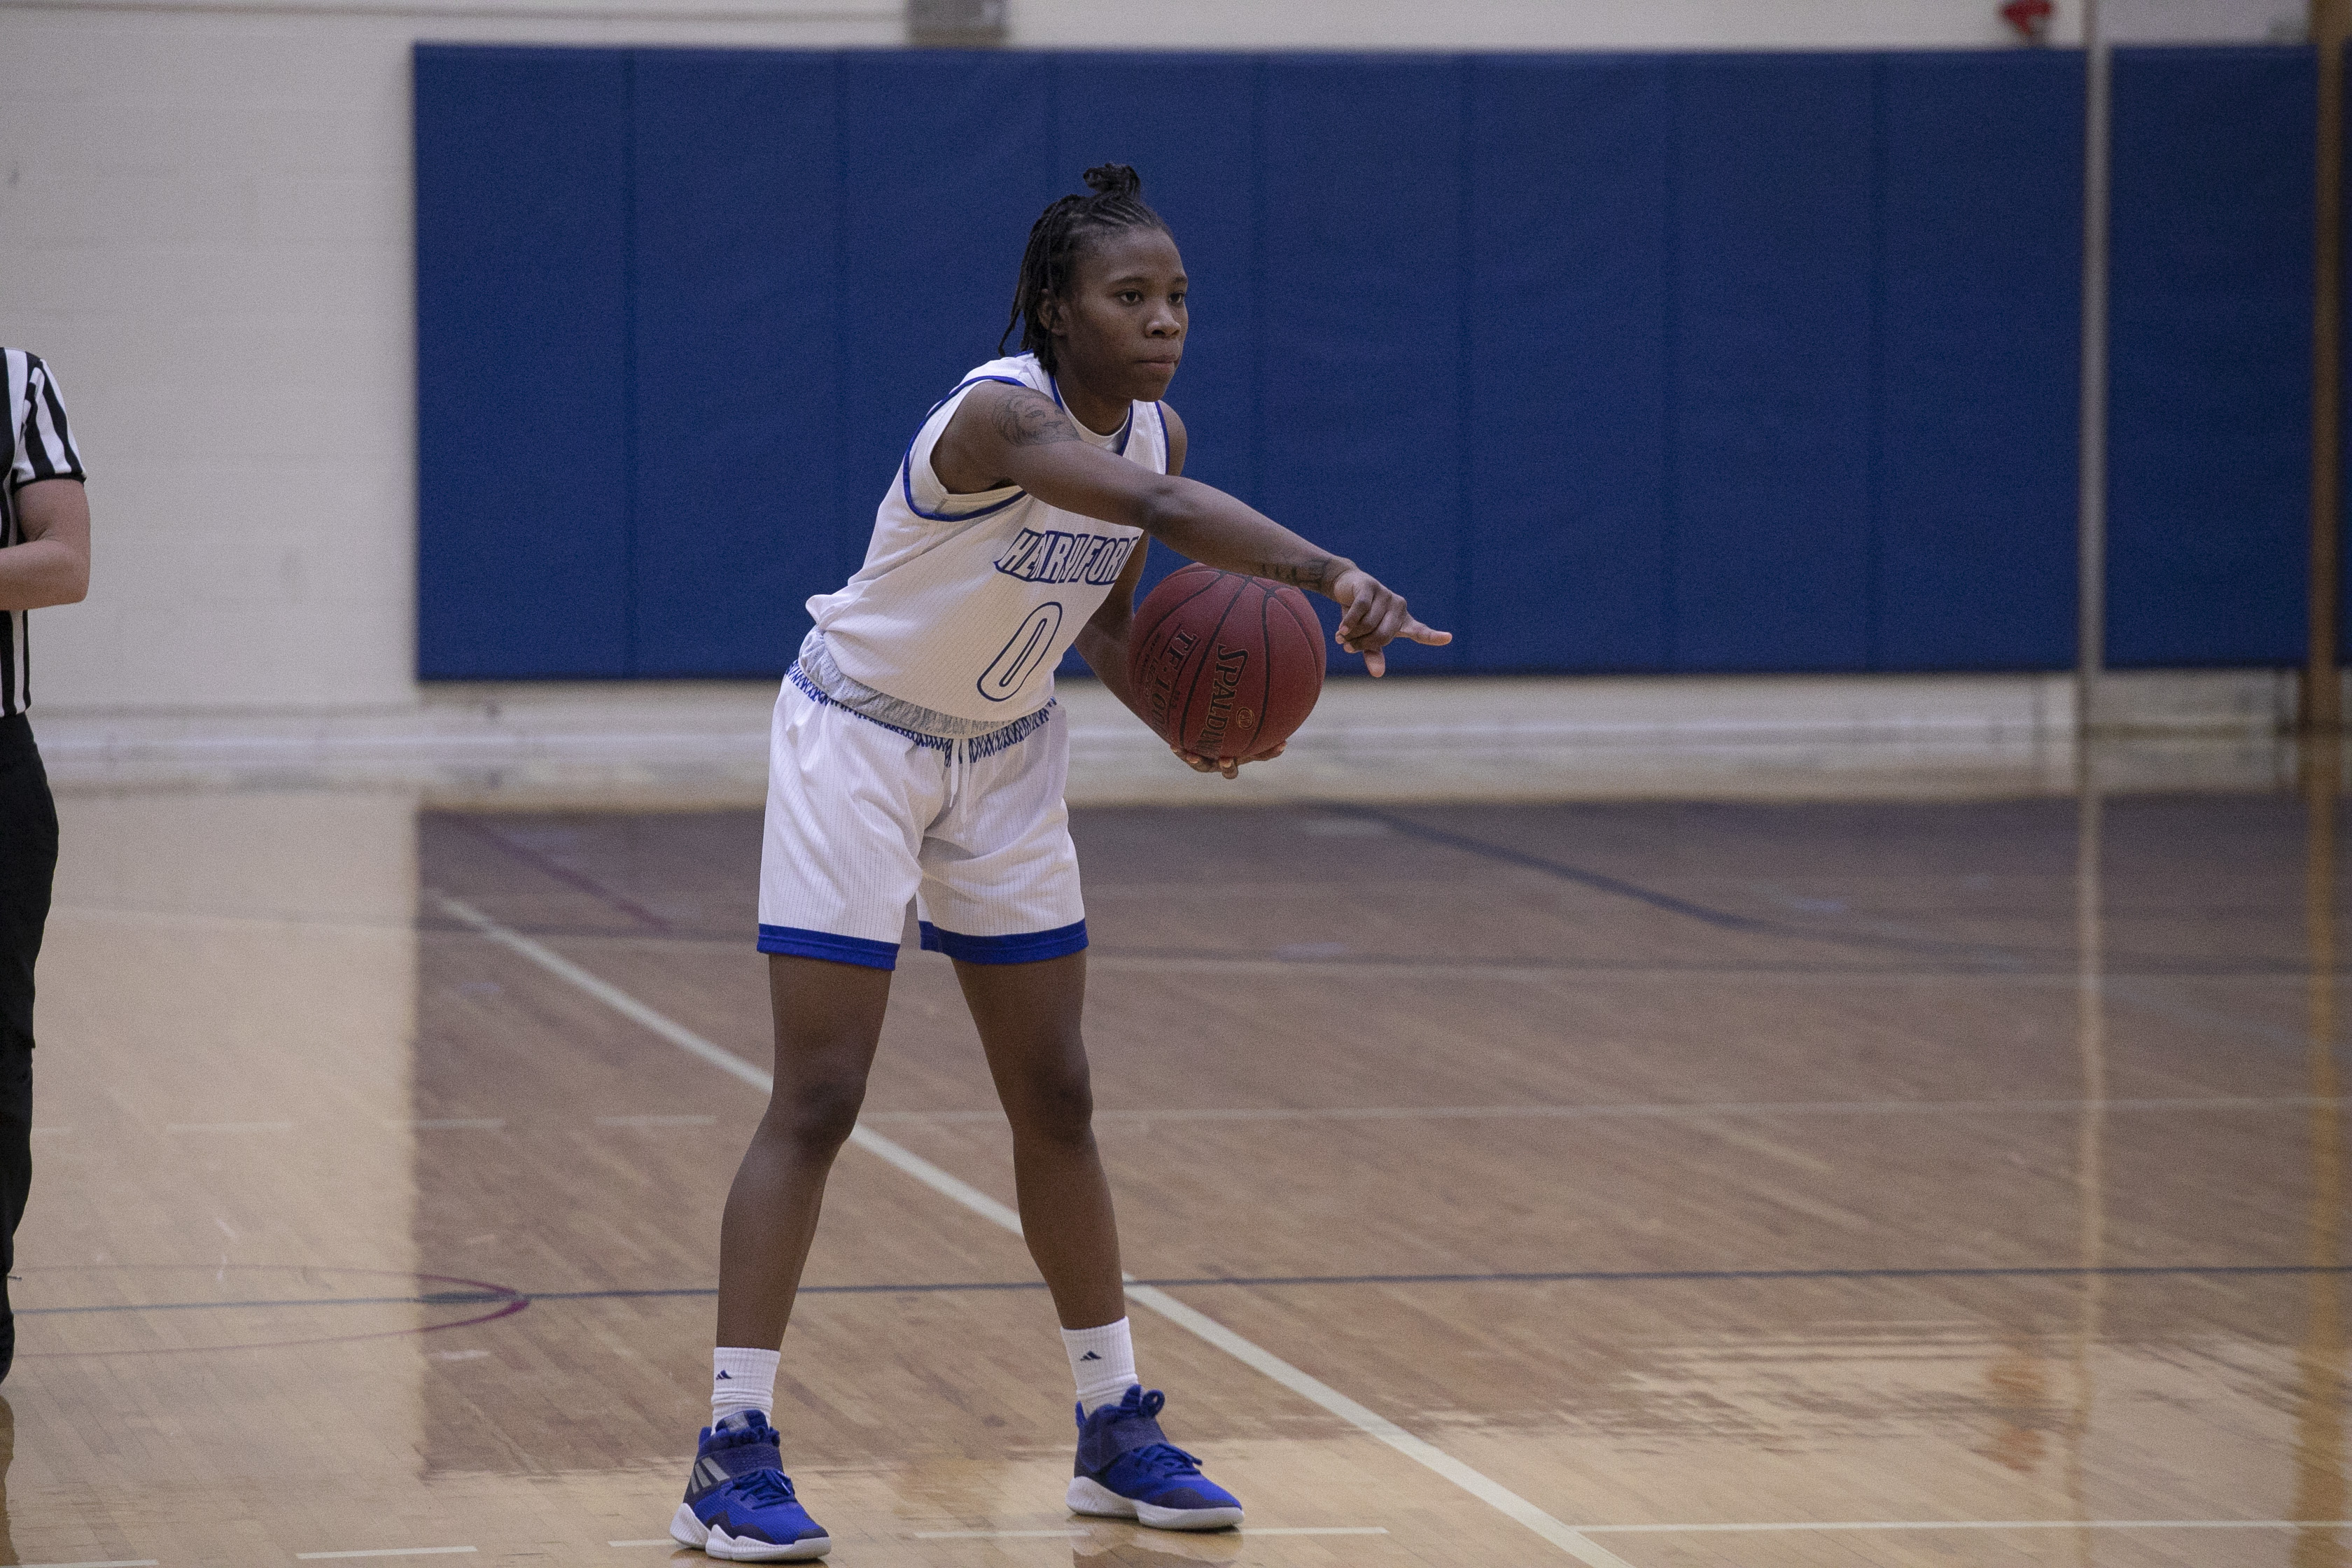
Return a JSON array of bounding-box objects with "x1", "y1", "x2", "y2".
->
[
  {"x1": 990, "y1": 389, "x2": 1080, "y2": 448},
  {"x1": 1250, "y1": 557, "x2": 1336, "y2": 593}
]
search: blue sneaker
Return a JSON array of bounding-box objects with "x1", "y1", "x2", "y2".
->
[
  {"x1": 1065, "y1": 1386, "x2": 1243, "y2": 1531},
  {"x1": 669, "y1": 1412, "x2": 831, "y2": 1561}
]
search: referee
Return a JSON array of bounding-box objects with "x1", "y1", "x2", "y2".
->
[{"x1": 0, "y1": 348, "x2": 88, "y2": 1382}]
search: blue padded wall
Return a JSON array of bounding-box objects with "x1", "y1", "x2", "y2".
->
[
  {"x1": 416, "y1": 47, "x2": 630, "y2": 678},
  {"x1": 1467, "y1": 57, "x2": 1672, "y2": 673},
  {"x1": 1671, "y1": 55, "x2": 1878, "y2": 671},
  {"x1": 631, "y1": 50, "x2": 843, "y2": 677},
  {"x1": 1259, "y1": 58, "x2": 1467, "y2": 674},
  {"x1": 838, "y1": 53, "x2": 1059, "y2": 561},
  {"x1": 2108, "y1": 47, "x2": 2314, "y2": 668},
  {"x1": 1877, "y1": 52, "x2": 2084, "y2": 671},
  {"x1": 416, "y1": 43, "x2": 2323, "y2": 680}
]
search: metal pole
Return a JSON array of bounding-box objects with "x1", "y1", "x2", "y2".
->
[
  {"x1": 2078, "y1": 0, "x2": 2111, "y2": 739},
  {"x1": 2309, "y1": 0, "x2": 2347, "y2": 735}
]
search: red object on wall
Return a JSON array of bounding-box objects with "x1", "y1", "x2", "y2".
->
[{"x1": 2001, "y1": 0, "x2": 2054, "y2": 43}]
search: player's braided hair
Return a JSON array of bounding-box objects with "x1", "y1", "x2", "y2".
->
[{"x1": 999, "y1": 163, "x2": 1169, "y2": 372}]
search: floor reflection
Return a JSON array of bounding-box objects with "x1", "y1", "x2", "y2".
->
[
  {"x1": 2295, "y1": 752, "x2": 2346, "y2": 1567},
  {"x1": 1072, "y1": 1528, "x2": 1244, "y2": 1566},
  {"x1": 2067, "y1": 758, "x2": 2107, "y2": 1565},
  {"x1": 0, "y1": 1392, "x2": 15, "y2": 1567}
]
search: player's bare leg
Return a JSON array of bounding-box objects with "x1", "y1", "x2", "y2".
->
[
  {"x1": 952, "y1": 949, "x2": 1125, "y2": 1329},
  {"x1": 674, "y1": 954, "x2": 883, "y2": 1560},
  {"x1": 716, "y1": 954, "x2": 892, "y2": 1348},
  {"x1": 955, "y1": 948, "x2": 1241, "y2": 1530}
]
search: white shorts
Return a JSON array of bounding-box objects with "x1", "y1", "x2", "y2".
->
[{"x1": 755, "y1": 666, "x2": 1086, "y2": 970}]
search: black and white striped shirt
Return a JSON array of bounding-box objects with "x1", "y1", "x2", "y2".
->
[{"x1": 4, "y1": 349, "x2": 87, "y2": 718}]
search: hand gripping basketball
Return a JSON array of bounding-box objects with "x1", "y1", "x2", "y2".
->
[{"x1": 1128, "y1": 566, "x2": 1326, "y2": 774}]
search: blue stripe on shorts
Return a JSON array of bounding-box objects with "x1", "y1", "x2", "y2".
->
[
  {"x1": 917, "y1": 919, "x2": 1088, "y2": 965},
  {"x1": 757, "y1": 923, "x2": 901, "y2": 969}
]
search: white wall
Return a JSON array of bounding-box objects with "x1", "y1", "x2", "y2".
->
[
  {"x1": 1012, "y1": 0, "x2": 2298, "y2": 50},
  {"x1": 0, "y1": 1, "x2": 898, "y2": 715},
  {"x1": 0, "y1": 0, "x2": 2300, "y2": 718}
]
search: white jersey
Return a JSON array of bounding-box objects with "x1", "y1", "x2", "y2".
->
[{"x1": 808, "y1": 353, "x2": 1166, "y2": 724}]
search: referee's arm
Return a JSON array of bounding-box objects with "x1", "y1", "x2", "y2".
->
[{"x1": 0, "y1": 480, "x2": 88, "y2": 610}]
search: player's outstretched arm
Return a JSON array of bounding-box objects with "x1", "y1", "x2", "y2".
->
[{"x1": 934, "y1": 383, "x2": 1451, "y2": 676}]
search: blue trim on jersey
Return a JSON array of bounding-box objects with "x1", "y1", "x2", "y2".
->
[
  {"x1": 1048, "y1": 374, "x2": 1132, "y2": 454},
  {"x1": 918, "y1": 919, "x2": 1088, "y2": 965},
  {"x1": 1152, "y1": 401, "x2": 1169, "y2": 470},
  {"x1": 757, "y1": 924, "x2": 899, "y2": 969},
  {"x1": 899, "y1": 374, "x2": 1032, "y2": 524}
]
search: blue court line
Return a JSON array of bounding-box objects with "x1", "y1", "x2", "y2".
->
[
  {"x1": 1330, "y1": 805, "x2": 2352, "y2": 984},
  {"x1": 1333, "y1": 804, "x2": 2029, "y2": 963},
  {"x1": 413, "y1": 911, "x2": 2323, "y2": 979},
  {"x1": 1149, "y1": 1263, "x2": 2352, "y2": 1287},
  {"x1": 26, "y1": 1262, "x2": 2351, "y2": 1318},
  {"x1": 20, "y1": 1291, "x2": 528, "y2": 1316},
  {"x1": 443, "y1": 818, "x2": 673, "y2": 932}
]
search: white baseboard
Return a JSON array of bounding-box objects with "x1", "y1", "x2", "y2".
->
[{"x1": 27, "y1": 667, "x2": 2304, "y2": 805}]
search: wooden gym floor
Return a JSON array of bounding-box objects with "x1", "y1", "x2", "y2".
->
[{"x1": 8, "y1": 783, "x2": 2347, "y2": 1567}]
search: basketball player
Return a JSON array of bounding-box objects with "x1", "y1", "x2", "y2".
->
[{"x1": 672, "y1": 165, "x2": 1449, "y2": 1561}]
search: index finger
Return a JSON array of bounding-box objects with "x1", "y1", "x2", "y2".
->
[{"x1": 1403, "y1": 620, "x2": 1454, "y2": 648}]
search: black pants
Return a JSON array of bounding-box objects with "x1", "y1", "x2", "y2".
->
[{"x1": 0, "y1": 715, "x2": 52, "y2": 1325}]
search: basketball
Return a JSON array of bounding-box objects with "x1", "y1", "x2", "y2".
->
[{"x1": 1127, "y1": 564, "x2": 1325, "y2": 760}]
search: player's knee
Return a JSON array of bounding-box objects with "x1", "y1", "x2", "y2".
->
[
  {"x1": 1007, "y1": 1056, "x2": 1094, "y2": 1148},
  {"x1": 766, "y1": 1073, "x2": 868, "y2": 1155}
]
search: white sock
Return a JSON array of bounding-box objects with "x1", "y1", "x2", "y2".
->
[
  {"x1": 1060, "y1": 1317, "x2": 1138, "y2": 1413},
  {"x1": 712, "y1": 1346, "x2": 780, "y2": 1426}
]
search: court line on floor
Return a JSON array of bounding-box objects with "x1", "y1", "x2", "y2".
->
[
  {"x1": 1124, "y1": 1262, "x2": 2352, "y2": 1288},
  {"x1": 447, "y1": 816, "x2": 673, "y2": 932},
  {"x1": 433, "y1": 892, "x2": 1636, "y2": 1568},
  {"x1": 865, "y1": 1094, "x2": 2352, "y2": 1125},
  {"x1": 1085, "y1": 951, "x2": 2297, "y2": 981},
  {"x1": 69, "y1": 899, "x2": 2334, "y2": 983},
  {"x1": 911, "y1": 1525, "x2": 1388, "y2": 1539},
  {"x1": 1329, "y1": 806, "x2": 2021, "y2": 965},
  {"x1": 36, "y1": 1257, "x2": 2352, "y2": 1319},
  {"x1": 1580, "y1": 1520, "x2": 2352, "y2": 1534},
  {"x1": 20, "y1": 1292, "x2": 513, "y2": 1316},
  {"x1": 1247, "y1": 1527, "x2": 1391, "y2": 1535},
  {"x1": 58, "y1": 1093, "x2": 2349, "y2": 1148},
  {"x1": 428, "y1": 902, "x2": 2309, "y2": 982},
  {"x1": 295, "y1": 1549, "x2": 477, "y2": 1561}
]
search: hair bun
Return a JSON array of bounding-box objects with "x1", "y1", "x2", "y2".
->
[{"x1": 1082, "y1": 163, "x2": 1142, "y2": 200}]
